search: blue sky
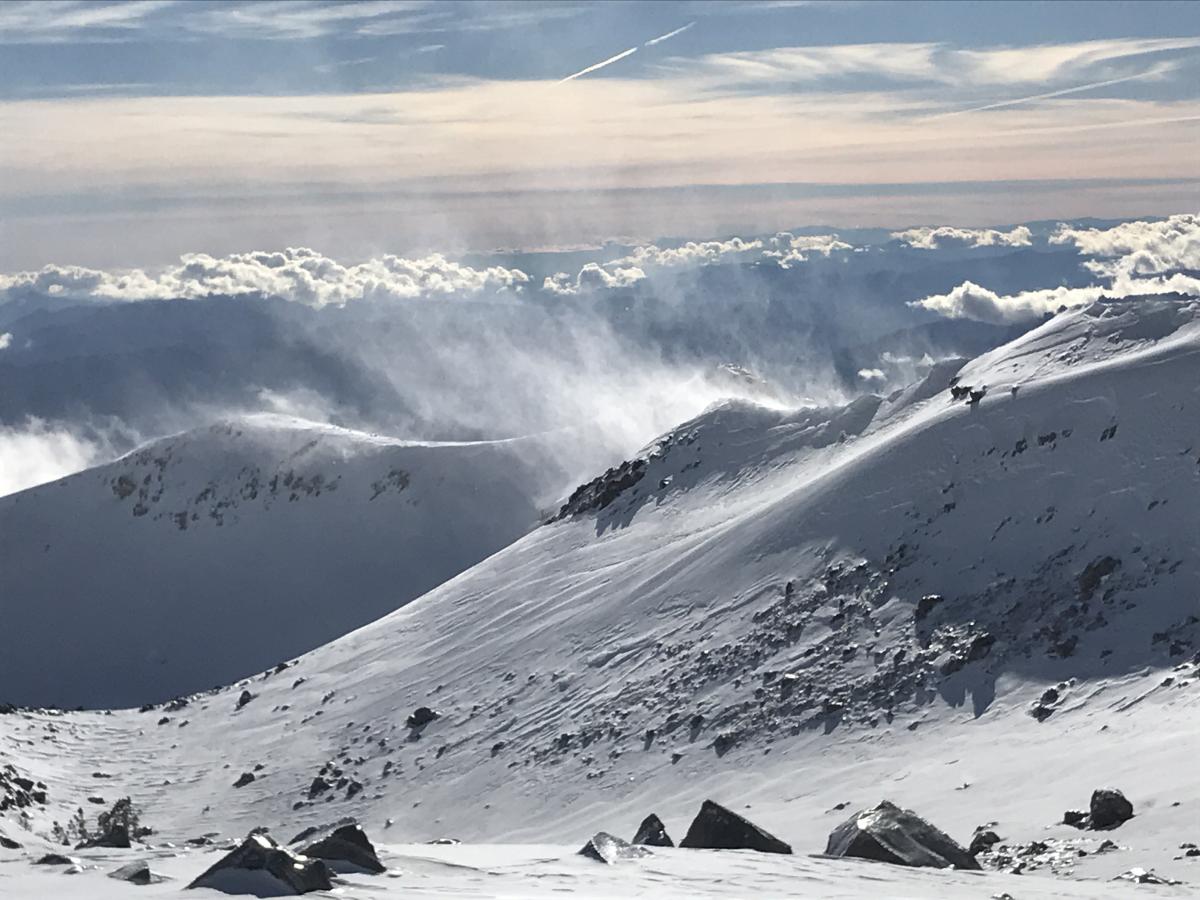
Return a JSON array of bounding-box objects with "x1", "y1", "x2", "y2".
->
[{"x1": 1, "y1": 0, "x2": 1198, "y2": 267}]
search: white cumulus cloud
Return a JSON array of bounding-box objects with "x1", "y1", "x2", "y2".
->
[
  {"x1": 892, "y1": 225, "x2": 1033, "y2": 250},
  {"x1": 0, "y1": 248, "x2": 530, "y2": 307},
  {"x1": 0, "y1": 332, "x2": 11, "y2": 350},
  {"x1": 764, "y1": 232, "x2": 853, "y2": 267},
  {"x1": 1051, "y1": 213, "x2": 1200, "y2": 279}
]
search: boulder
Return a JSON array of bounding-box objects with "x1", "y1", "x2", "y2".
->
[
  {"x1": 81, "y1": 823, "x2": 131, "y2": 849},
  {"x1": 1089, "y1": 789, "x2": 1134, "y2": 830},
  {"x1": 1063, "y1": 809, "x2": 1088, "y2": 828},
  {"x1": 578, "y1": 831, "x2": 653, "y2": 863},
  {"x1": 631, "y1": 813, "x2": 674, "y2": 847},
  {"x1": 968, "y1": 829, "x2": 1001, "y2": 856},
  {"x1": 108, "y1": 861, "x2": 169, "y2": 884},
  {"x1": 35, "y1": 853, "x2": 77, "y2": 866},
  {"x1": 0, "y1": 833, "x2": 19, "y2": 850},
  {"x1": 186, "y1": 833, "x2": 332, "y2": 895},
  {"x1": 825, "y1": 800, "x2": 980, "y2": 870},
  {"x1": 300, "y1": 823, "x2": 385, "y2": 874},
  {"x1": 678, "y1": 800, "x2": 792, "y2": 854},
  {"x1": 233, "y1": 772, "x2": 256, "y2": 789}
]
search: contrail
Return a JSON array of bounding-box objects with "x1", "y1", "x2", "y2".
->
[
  {"x1": 558, "y1": 46, "x2": 639, "y2": 83},
  {"x1": 923, "y1": 68, "x2": 1167, "y2": 121},
  {"x1": 558, "y1": 21, "x2": 694, "y2": 83},
  {"x1": 644, "y1": 21, "x2": 694, "y2": 46}
]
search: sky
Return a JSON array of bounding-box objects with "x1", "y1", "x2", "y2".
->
[{"x1": 1, "y1": 0, "x2": 1199, "y2": 268}]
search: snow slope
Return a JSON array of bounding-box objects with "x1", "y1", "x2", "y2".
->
[
  {"x1": 0, "y1": 415, "x2": 563, "y2": 708},
  {"x1": 2, "y1": 295, "x2": 1199, "y2": 897}
]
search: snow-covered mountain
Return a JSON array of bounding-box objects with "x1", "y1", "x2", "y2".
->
[
  {"x1": 1, "y1": 295, "x2": 1198, "y2": 897},
  {"x1": 0, "y1": 415, "x2": 563, "y2": 708}
]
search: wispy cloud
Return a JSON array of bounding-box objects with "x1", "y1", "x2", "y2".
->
[{"x1": 0, "y1": 0, "x2": 175, "y2": 44}]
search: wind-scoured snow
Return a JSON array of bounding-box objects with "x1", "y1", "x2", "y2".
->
[{"x1": 1, "y1": 295, "x2": 1198, "y2": 898}]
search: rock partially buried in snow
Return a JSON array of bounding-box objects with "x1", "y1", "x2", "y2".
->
[
  {"x1": 186, "y1": 833, "x2": 333, "y2": 896},
  {"x1": 632, "y1": 813, "x2": 674, "y2": 847},
  {"x1": 406, "y1": 706, "x2": 439, "y2": 729},
  {"x1": 825, "y1": 800, "x2": 980, "y2": 870},
  {"x1": 300, "y1": 823, "x2": 385, "y2": 874},
  {"x1": 108, "y1": 861, "x2": 169, "y2": 884},
  {"x1": 35, "y1": 853, "x2": 77, "y2": 866},
  {"x1": 678, "y1": 800, "x2": 792, "y2": 854},
  {"x1": 578, "y1": 831, "x2": 653, "y2": 863}
]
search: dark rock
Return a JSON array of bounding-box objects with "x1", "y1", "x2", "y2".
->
[
  {"x1": 968, "y1": 829, "x2": 1001, "y2": 856},
  {"x1": 187, "y1": 833, "x2": 333, "y2": 894},
  {"x1": 35, "y1": 853, "x2": 76, "y2": 865},
  {"x1": 236, "y1": 690, "x2": 256, "y2": 710},
  {"x1": 631, "y1": 813, "x2": 674, "y2": 847},
  {"x1": 288, "y1": 826, "x2": 319, "y2": 845},
  {"x1": 1063, "y1": 810, "x2": 1088, "y2": 828},
  {"x1": 109, "y1": 861, "x2": 169, "y2": 884},
  {"x1": 301, "y1": 823, "x2": 385, "y2": 874},
  {"x1": 1089, "y1": 788, "x2": 1134, "y2": 830},
  {"x1": 914, "y1": 595, "x2": 943, "y2": 621},
  {"x1": 233, "y1": 772, "x2": 256, "y2": 789},
  {"x1": 82, "y1": 823, "x2": 131, "y2": 848},
  {"x1": 825, "y1": 800, "x2": 980, "y2": 870},
  {"x1": 406, "y1": 707, "x2": 439, "y2": 729},
  {"x1": 308, "y1": 776, "x2": 331, "y2": 798},
  {"x1": 0, "y1": 833, "x2": 19, "y2": 850},
  {"x1": 679, "y1": 799, "x2": 792, "y2": 854},
  {"x1": 1078, "y1": 557, "x2": 1119, "y2": 601},
  {"x1": 579, "y1": 831, "x2": 653, "y2": 863}
]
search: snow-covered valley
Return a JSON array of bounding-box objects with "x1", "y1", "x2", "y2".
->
[{"x1": 2, "y1": 294, "x2": 1198, "y2": 897}]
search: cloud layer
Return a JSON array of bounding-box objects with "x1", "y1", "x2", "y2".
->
[
  {"x1": 891, "y1": 225, "x2": 1032, "y2": 250},
  {"x1": 0, "y1": 248, "x2": 530, "y2": 307},
  {"x1": 911, "y1": 214, "x2": 1200, "y2": 323}
]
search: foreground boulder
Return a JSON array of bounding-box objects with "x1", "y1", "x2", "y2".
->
[
  {"x1": 579, "y1": 832, "x2": 653, "y2": 863},
  {"x1": 109, "y1": 861, "x2": 169, "y2": 884},
  {"x1": 679, "y1": 800, "x2": 792, "y2": 854},
  {"x1": 300, "y1": 823, "x2": 385, "y2": 874},
  {"x1": 1089, "y1": 789, "x2": 1134, "y2": 830},
  {"x1": 632, "y1": 813, "x2": 674, "y2": 847},
  {"x1": 187, "y1": 834, "x2": 332, "y2": 895},
  {"x1": 825, "y1": 800, "x2": 980, "y2": 870}
]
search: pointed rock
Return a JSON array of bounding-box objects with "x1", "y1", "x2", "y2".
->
[
  {"x1": 186, "y1": 833, "x2": 332, "y2": 895},
  {"x1": 679, "y1": 800, "x2": 792, "y2": 854},
  {"x1": 632, "y1": 813, "x2": 674, "y2": 847},
  {"x1": 109, "y1": 861, "x2": 169, "y2": 884},
  {"x1": 825, "y1": 800, "x2": 980, "y2": 870},
  {"x1": 300, "y1": 823, "x2": 385, "y2": 874},
  {"x1": 579, "y1": 831, "x2": 653, "y2": 863}
]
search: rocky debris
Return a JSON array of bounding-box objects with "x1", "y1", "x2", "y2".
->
[
  {"x1": 1115, "y1": 867, "x2": 1182, "y2": 885},
  {"x1": 0, "y1": 763, "x2": 47, "y2": 811},
  {"x1": 825, "y1": 800, "x2": 980, "y2": 870},
  {"x1": 1065, "y1": 788, "x2": 1134, "y2": 830},
  {"x1": 632, "y1": 813, "x2": 674, "y2": 847},
  {"x1": 406, "y1": 706, "x2": 439, "y2": 729},
  {"x1": 679, "y1": 800, "x2": 792, "y2": 855},
  {"x1": 551, "y1": 458, "x2": 648, "y2": 521},
  {"x1": 300, "y1": 823, "x2": 385, "y2": 874},
  {"x1": 233, "y1": 772, "x2": 256, "y2": 789},
  {"x1": 308, "y1": 776, "x2": 331, "y2": 799},
  {"x1": 109, "y1": 861, "x2": 169, "y2": 884},
  {"x1": 914, "y1": 594, "x2": 943, "y2": 622},
  {"x1": 235, "y1": 690, "x2": 256, "y2": 710},
  {"x1": 579, "y1": 831, "x2": 653, "y2": 864},
  {"x1": 36, "y1": 853, "x2": 77, "y2": 865},
  {"x1": 187, "y1": 834, "x2": 333, "y2": 895},
  {"x1": 1078, "y1": 556, "x2": 1119, "y2": 601}
]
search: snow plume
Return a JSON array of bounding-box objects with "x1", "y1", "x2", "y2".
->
[
  {"x1": 1051, "y1": 213, "x2": 1200, "y2": 279},
  {"x1": 891, "y1": 225, "x2": 1033, "y2": 250},
  {"x1": 0, "y1": 419, "x2": 125, "y2": 498},
  {"x1": 764, "y1": 232, "x2": 853, "y2": 267},
  {"x1": 0, "y1": 248, "x2": 530, "y2": 307}
]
